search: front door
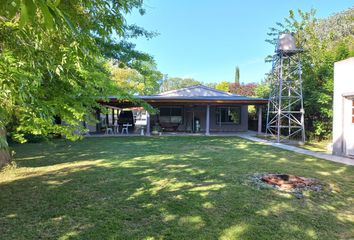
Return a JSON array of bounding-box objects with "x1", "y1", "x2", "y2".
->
[{"x1": 346, "y1": 99, "x2": 354, "y2": 156}]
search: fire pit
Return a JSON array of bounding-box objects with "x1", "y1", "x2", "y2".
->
[
  {"x1": 246, "y1": 173, "x2": 322, "y2": 198},
  {"x1": 261, "y1": 174, "x2": 318, "y2": 191}
]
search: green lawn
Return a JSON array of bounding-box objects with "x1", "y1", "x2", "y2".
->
[
  {"x1": 255, "y1": 135, "x2": 331, "y2": 153},
  {"x1": 298, "y1": 140, "x2": 331, "y2": 153},
  {"x1": 1, "y1": 136, "x2": 353, "y2": 240}
]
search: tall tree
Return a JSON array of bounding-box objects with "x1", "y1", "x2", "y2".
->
[
  {"x1": 111, "y1": 60, "x2": 163, "y2": 95},
  {"x1": 0, "y1": 0, "x2": 156, "y2": 167},
  {"x1": 235, "y1": 66, "x2": 240, "y2": 84}
]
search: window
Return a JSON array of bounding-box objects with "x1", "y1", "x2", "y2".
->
[
  {"x1": 216, "y1": 107, "x2": 241, "y2": 124},
  {"x1": 159, "y1": 106, "x2": 183, "y2": 124}
]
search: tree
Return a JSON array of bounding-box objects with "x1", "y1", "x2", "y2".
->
[
  {"x1": 266, "y1": 8, "x2": 354, "y2": 140},
  {"x1": 215, "y1": 81, "x2": 230, "y2": 92},
  {"x1": 235, "y1": 66, "x2": 240, "y2": 84},
  {"x1": 229, "y1": 82, "x2": 258, "y2": 96},
  {"x1": 131, "y1": 60, "x2": 164, "y2": 95},
  {"x1": 160, "y1": 77, "x2": 202, "y2": 92},
  {"x1": 0, "y1": 0, "x2": 156, "y2": 167},
  {"x1": 254, "y1": 80, "x2": 270, "y2": 98},
  {"x1": 111, "y1": 60, "x2": 163, "y2": 95}
]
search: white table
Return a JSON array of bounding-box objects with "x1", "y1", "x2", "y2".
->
[{"x1": 121, "y1": 123, "x2": 132, "y2": 134}]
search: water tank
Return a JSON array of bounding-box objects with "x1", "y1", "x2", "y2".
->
[{"x1": 276, "y1": 33, "x2": 298, "y2": 53}]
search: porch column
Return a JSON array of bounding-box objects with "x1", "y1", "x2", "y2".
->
[
  {"x1": 112, "y1": 108, "x2": 115, "y2": 124},
  {"x1": 95, "y1": 109, "x2": 101, "y2": 132},
  {"x1": 258, "y1": 105, "x2": 262, "y2": 134},
  {"x1": 206, "y1": 105, "x2": 210, "y2": 135},
  {"x1": 146, "y1": 111, "x2": 151, "y2": 136},
  {"x1": 105, "y1": 107, "x2": 109, "y2": 126}
]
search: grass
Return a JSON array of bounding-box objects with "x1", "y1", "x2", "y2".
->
[
  {"x1": 0, "y1": 136, "x2": 353, "y2": 239},
  {"x1": 255, "y1": 135, "x2": 331, "y2": 153},
  {"x1": 297, "y1": 140, "x2": 331, "y2": 153}
]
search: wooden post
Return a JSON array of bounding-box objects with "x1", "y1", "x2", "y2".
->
[
  {"x1": 112, "y1": 108, "x2": 115, "y2": 125},
  {"x1": 258, "y1": 106, "x2": 262, "y2": 135},
  {"x1": 206, "y1": 105, "x2": 210, "y2": 135},
  {"x1": 146, "y1": 111, "x2": 151, "y2": 136},
  {"x1": 106, "y1": 107, "x2": 109, "y2": 126},
  {"x1": 96, "y1": 109, "x2": 101, "y2": 132}
]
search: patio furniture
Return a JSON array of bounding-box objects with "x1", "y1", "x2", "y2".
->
[
  {"x1": 113, "y1": 122, "x2": 120, "y2": 134},
  {"x1": 105, "y1": 127, "x2": 113, "y2": 135},
  {"x1": 140, "y1": 127, "x2": 145, "y2": 136},
  {"x1": 121, "y1": 123, "x2": 132, "y2": 134}
]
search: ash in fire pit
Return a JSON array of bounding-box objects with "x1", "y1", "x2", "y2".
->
[
  {"x1": 261, "y1": 174, "x2": 318, "y2": 191},
  {"x1": 246, "y1": 173, "x2": 322, "y2": 198}
]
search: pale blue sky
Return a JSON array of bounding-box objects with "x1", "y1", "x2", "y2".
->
[{"x1": 126, "y1": 1, "x2": 353, "y2": 84}]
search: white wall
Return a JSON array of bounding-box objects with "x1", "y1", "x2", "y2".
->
[{"x1": 332, "y1": 57, "x2": 354, "y2": 156}]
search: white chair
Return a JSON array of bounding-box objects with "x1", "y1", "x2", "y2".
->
[
  {"x1": 113, "y1": 122, "x2": 119, "y2": 134},
  {"x1": 105, "y1": 127, "x2": 113, "y2": 135},
  {"x1": 121, "y1": 123, "x2": 132, "y2": 134}
]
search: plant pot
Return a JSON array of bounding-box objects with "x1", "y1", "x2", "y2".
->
[{"x1": 151, "y1": 130, "x2": 159, "y2": 135}]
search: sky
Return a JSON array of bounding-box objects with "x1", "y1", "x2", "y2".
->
[{"x1": 126, "y1": 1, "x2": 353, "y2": 84}]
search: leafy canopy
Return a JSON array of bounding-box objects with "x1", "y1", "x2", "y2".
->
[
  {"x1": 0, "y1": 0, "x2": 157, "y2": 142},
  {"x1": 110, "y1": 60, "x2": 163, "y2": 95},
  {"x1": 215, "y1": 81, "x2": 230, "y2": 92}
]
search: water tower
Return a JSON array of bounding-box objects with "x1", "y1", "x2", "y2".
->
[{"x1": 266, "y1": 33, "x2": 305, "y2": 142}]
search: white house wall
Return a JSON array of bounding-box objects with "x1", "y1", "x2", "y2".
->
[{"x1": 332, "y1": 57, "x2": 354, "y2": 156}]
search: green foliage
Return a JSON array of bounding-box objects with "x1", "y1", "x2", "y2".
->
[
  {"x1": 266, "y1": 8, "x2": 354, "y2": 140},
  {"x1": 131, "y1": 60, "x2": 164, "y2": 94},
  {"x1": 0, "y1": 0, "x2": 157, "y2": 144},
  {"x1": 110, "y1": 60, "x2": 163, "y2": 95},
  {"x1": 254, "y1": 79, "x2": 270, "y2": 98},
  {"x1": 160, "y1": 77, "x2": 202, "y2": 92},
  {"x1": 215, "y1": 81, "x2": 230, "y2": 92}
]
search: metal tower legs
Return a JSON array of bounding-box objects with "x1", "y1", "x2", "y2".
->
[{"x1": 266, "y1": 53, "x2": 305, "y2": 143}]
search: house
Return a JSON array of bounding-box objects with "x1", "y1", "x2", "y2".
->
[
  {"x1": 332, "y1": 57, "x2": 354, "y2": 157},
  {"x1": 91, "y1": 85, "x2": 268, "y2": 135}
]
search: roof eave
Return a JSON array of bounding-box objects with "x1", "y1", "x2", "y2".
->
[{"x1": 142, "y1": 98, "x2": 268, "y2": 105}]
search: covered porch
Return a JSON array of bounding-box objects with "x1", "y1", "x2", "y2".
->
[{"x1": 90, "y1": 85, "x2": 267, "y2": 136}]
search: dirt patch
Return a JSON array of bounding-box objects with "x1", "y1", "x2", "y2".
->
[
  {"x1": 261, "y1": 174, "x2": 318, "y2": 191},
  {"x1": 247, "y1": 173, "x2": 322, "y2": 199}
]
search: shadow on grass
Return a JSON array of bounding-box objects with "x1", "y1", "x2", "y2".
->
[{"x1": 1, "y1": 137, "x2": 353, "y2": 239}]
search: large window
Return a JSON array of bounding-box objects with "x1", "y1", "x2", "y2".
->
[
  {"x1": 216, "y1": 107, "x2": 241, "y2": 124},
  {"x1": 159, "y1": 106, "x2": 183, "y2": 124}
]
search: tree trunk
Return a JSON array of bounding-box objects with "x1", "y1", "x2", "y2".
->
[{"x1": 0, "y1": 126, "x2": 11, "y2": 168}]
